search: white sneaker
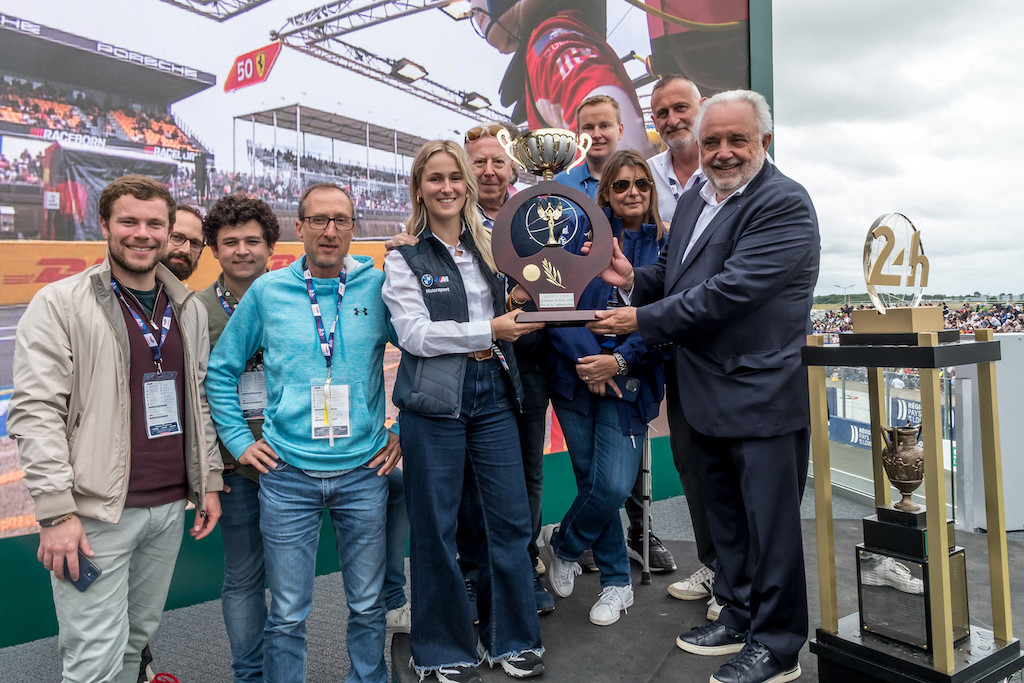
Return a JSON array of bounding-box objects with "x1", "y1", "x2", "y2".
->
[
  {"x1": 386, "y1": 602, "x2": 411, "y2": 634},
  {"x1": 706, "y1": 595, "x2": 722, "y2": 621},
  {"x1": 668, "y1": 565, "x2": 714, "y2": 600},
  {"x1": 861, "y1": 556, "x2": 924, "y2": 594},
  {"x1": 540, "y1": 525, "x2": 581, "y2": 598},
  {"x1": 589, "y1": 585, "x2": 634, "y2": 626}
]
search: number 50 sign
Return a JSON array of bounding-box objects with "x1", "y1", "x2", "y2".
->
[
  {"x1": 863, "y1": 212, "x2": 929, "y2": 312},
  {"x1": 224, "y1": 42, "x2": 283, "y2": 92}
]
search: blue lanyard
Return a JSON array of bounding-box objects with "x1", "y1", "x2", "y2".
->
[
  {"x1": 111, "y1": 279, "x2": 173, "y2": 372},
  {"x1": 302, "y1": 256, "x2": 346, "y2": 379},
  {"x1": 215, "y1": 283, "x2": 235, "y2": 317},
  {"x1": 668, "y1": 176, "x2": 682, "y2": 201}
]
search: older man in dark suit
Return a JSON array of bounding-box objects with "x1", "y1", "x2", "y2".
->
[{"x1": 588, "y1": 89, "x2": 819, "y2": 683}]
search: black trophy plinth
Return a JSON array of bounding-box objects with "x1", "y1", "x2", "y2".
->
[
  {"x1": 857, "y1": 508, "x2": 969, "y2": 651},
  {"x1": 812, "y1": 615, "x2": 1023, "y2": 683}
]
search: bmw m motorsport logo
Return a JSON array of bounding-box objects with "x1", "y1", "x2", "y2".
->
[
  {"x1": 419, "y1": 272, "x2": 452, "y2": 294},
  {"x1": 421, "y1": 274, "x2": 451, "y2": 289}
]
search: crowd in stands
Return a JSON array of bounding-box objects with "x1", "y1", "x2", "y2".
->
[
  {"x1": 251, "y1": 145, "x2": 410, "y2": 186},
  {"x1": 945, "y1": 302, "x2": 1024, "y2": 333},
  {"x1": 173, "y1": 166, "x2": 411, "y2": 216},
  {"x1": 0, "y1": 79, "x2": 91, "y2": 133},
  {"x1": 0, "y1": 150, "x2": 44, "y2": 184},
  {"x1": 814, "y1": 302, "x2": 1024, "y2": 336},
  {"x1": 0, "y1": 77, "x2": 204, "y2": 152},
  {"x1": 111, "y1": 109, "x2": 202, "y2": 152}
]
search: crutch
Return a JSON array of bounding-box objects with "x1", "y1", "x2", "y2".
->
[{"x1": 641, "y1": 427, "x2": 653, "y2": 585}]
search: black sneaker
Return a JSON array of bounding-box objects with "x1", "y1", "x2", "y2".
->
[
  {"x1": 478, "y1": 642, "x2": 545, "y2": 679},
  {"x1": 675, "y1": 622, "x2": 747, "y2": 656},
  {"x1": 626, "y1": 526, "x2": 677, "y2": 572},
  {"x1": 711, "y1": 640, "x2": 801, "y2": 683},
  {"x1": 578, "y1": 548, "x2": 599, "y2": 572},
  {"x1": 497, "y1": 652, "x2": 545, "y2": 679},
  {"x1": 434, "y1": 663, "x2": 482, "y2": 683}
]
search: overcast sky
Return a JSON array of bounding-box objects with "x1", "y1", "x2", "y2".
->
[
  {"x1": 5, "y1": 1, "x2": 1022, "y2": 296},
  {"x1": 772, "y1": 0, "x2": 1024, "y2": 297}
]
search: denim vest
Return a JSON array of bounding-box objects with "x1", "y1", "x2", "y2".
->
[{"x1": 392, "y1": 226, "x2": 523, "y2": 416}]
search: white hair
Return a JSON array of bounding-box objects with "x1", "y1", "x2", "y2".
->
[{"x1": 694, "y1": 90, "x2": 773, "y2": 139}]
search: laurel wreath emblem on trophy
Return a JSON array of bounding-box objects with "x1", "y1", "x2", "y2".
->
[{"x1": 542, "y1": 258, "x2": 563, "y2": 289}]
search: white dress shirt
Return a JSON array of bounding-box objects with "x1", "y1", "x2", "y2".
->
[
  {"x1": 382, "y1": 233, "x2": 494, "y2": 357},
  {"x1": 648, "y1": 149, "x2": 704, "y2": 223},
  {"x1": 681, "y1": 175, "x2": 755, "y2": 263}
]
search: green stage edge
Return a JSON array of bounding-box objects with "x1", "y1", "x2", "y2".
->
[{"x1": 0, "y1": 436, "x2": 681, "y2": 648}]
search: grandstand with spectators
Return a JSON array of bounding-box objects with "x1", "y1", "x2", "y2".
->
[
  {"x1": 0, "y1": 12, "x2": 416, "y2": 240},
  {"x1": 0, "y1": 11, "x2": 215, "y2": 239}
]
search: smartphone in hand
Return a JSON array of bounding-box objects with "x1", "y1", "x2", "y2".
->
[
  {"x1": 613, "y1": 376, "x2": 640, "y2": 402},
  {"x1": 64, "y1": 550, "x2": 102, "y2": 592}
]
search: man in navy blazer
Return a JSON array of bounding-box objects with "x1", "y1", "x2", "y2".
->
[{"x1": 588, "y1": 90, "x2": 819, "y2": 683}]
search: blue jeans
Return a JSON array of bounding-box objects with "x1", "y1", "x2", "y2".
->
[
  {"x1": 259, "y1": 460, "x2": 387, "y2": 683},
  {"x1": 402, "y1": 358, "x2": 541, "y2": 672},
  {"x1": 220, "y1": 470, "x2": 267, "y2": 683},
  {"x1": 552, "y1": 398, "x2": 641, "y2": 587},
  {"x1": 457, "y1": 364, "x2": 548, "y2": 573},
  {"x1": 384, "y1": 468, "x2": 409, "y2": 611}
]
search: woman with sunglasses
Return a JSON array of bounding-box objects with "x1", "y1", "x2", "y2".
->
[
  {"x1": 539, "y1": 150, "x2": 667, "y2": 627},
  {"x1": 382, "y1": 140, "x2": 545, "y2": 683}
]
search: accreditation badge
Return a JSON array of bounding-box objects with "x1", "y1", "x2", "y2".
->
[
  {"x1": 142, "y1": 371, "x2": 183, "y2": 439},
  {"x1": 239, "y1": 370, "x2": 267, "y2": 420},
  {"x1": 310, "y1": 383, "x2": 351, "y2": 440}
]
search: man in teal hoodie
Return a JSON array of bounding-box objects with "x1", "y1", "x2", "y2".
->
[{"x1": 206, "y1": 182, "x2": 401, "y2": 683}]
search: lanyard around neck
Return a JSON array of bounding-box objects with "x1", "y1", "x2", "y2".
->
[
  {"x1": 111, "y1": 279, "x2": 173, "y2": 373},
  {"x1": 215, "y1": 282, "x2": 235, "y2": 317},
  {"x1": 302, "y1": 256, "x2": 346, "y2": 381}
]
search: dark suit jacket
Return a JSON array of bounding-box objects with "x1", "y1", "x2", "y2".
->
[{"x1": 632, "y1": 161, "x2": 820, "y2": 439}]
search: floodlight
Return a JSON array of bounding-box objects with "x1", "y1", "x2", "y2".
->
[
  {"x1": 461, "y1": 92, "x2": 490, "y2": 110},
  {"x1": 440, "y1": 1, "x2": 473, "y2": 20},
  {"x1": 392, "y1": 58, "x2": 427, "y2": 82}
]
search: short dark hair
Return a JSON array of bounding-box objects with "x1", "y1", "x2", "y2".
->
[
  {"x1": 175, "y1": 204, "x2": 203, "y2": 224},
  {"x1": 203, "y1": 194, "x2": 281, "y2": 247},
  {"x1": 99, "y1": 175, "x2": 175, "y2": 225},
  {"x1": 297, "y1": 183, "x2": 353, "y2": 220}
]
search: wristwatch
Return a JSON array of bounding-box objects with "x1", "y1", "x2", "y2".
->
[{"x1": 612, "y1": 351, "x2": 628, "y2": 376}]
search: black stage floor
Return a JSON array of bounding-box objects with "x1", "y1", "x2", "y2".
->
[{"x1": 392, "y1": 521, "x2": 1024, "y2": 683}]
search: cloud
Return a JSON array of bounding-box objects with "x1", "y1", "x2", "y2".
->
[{"x1": 773, "y1": 0, "x2": 1024, "y2": 295}]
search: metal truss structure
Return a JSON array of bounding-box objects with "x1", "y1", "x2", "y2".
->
[
  {"x1": 273, "y1": 0, "x2": 506, "y2": 120},
  {"x1": 157, "y1": 0, "x2": 274, "y2": 22},
  {"x1": 274, "y1": 0, "x2": 460, "y2": 40}
]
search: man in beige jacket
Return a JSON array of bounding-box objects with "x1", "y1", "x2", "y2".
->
[{"x1": 8, "y1": 174, "x2": 223, "y2": 683}]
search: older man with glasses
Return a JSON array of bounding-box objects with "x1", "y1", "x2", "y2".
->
[{"x1": 206, "y1": 182, "x2": 401, "y2": 683}]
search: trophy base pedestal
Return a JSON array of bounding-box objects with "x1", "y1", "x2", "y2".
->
[
  {"x1": 851, "y1": 306, "x2": 944, "y2": 334},
  {"x1": 516, "y1": 310, "x2": 600, "y2": 326},
  {"x1": 812, "y1": 615, "x2": 1023, "y2": 683}
]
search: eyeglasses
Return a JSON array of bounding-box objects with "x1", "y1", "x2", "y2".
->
[
  {"x1": 303, "y1": 215, "x2": 355, "y2": 231},
  {"x1": 610, "y1": 177, "x2": 653, "y2": 194},
  {"x1": 465, "y1": 123, "x2": 509, "y2": 144},
  {"x1": 168, "y1": 232, "x2": 205, "y2": 253}
]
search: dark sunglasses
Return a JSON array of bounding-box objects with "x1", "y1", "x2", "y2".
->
[{"x1": 610, "y1": 177, "x2": 653, "y2": 194}]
